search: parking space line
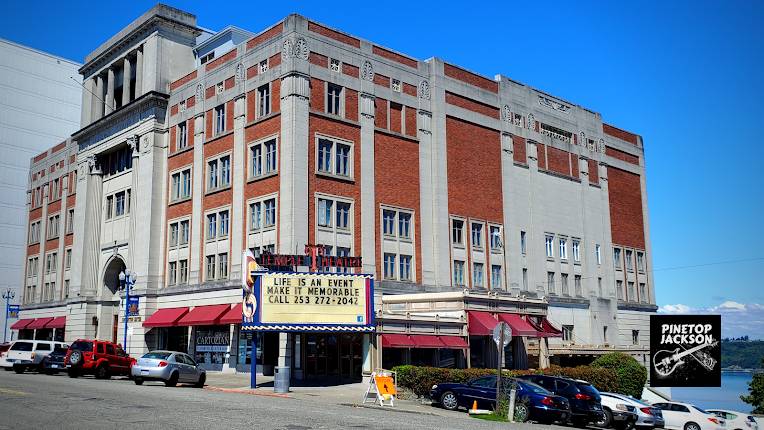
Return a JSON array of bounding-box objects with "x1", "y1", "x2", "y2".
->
[{"x1": 0, "y1": 387, "x2": 28, "y2": 396}]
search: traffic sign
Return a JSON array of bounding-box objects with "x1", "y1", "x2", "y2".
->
[{"x1": 493, "y1": 322, "x2": 512, "y2": 347}]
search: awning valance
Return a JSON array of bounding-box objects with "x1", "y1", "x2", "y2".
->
[
  {"x1": 497, "y1": 313, "x2": 539, "y2": 337},
  {"x1": 143, "y1": 307, "x2": 189, "y2": 328},
  {"x1": 410, "y1": 335, "x2": 445, "y2": 348},
  {"x1": 26, "y1": 317, "x2": 54, "y2": 330},
  {"x1": 219, "y1": 303, "x2": 242, "y2": 325},
  {"x1": 381, "y1": 333, "x2": 416, "y2": 348},
  {"x1": 10, "y1": 318, "x2": 34, "y2": 330},
  {"x1": 467, "y1": 311, "x2": 499, "y2": 336},
  {"x1": 177, "y1": 304, "x2": 230, "y2": 327},
  {"x1": 528, "y1": 317, "x2": 563, "y2": 338},
  {"x1": 438, "y1": 336, "x2": 470, "y2": 349},
  {"x1": 45, "y1": 316, "x2": 67, "y2": 329}
]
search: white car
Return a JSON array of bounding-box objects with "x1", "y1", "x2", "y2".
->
[
  {"x1": 4, "y1": 340, "x2": 69, "y2": 373},
  {"x1": 653, "y1": 402, "x2": 726, "y2": 430},
  {"x1": 706, "y1": 410, "x2": 758, "y2": 430},
  {"x1": 602, "y1": 392, "x2": 665, "y2": 429},
  {"x1": 597, "y1": 392, "x2": 639, "y2": 430}
]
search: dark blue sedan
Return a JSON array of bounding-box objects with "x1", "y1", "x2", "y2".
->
[{"x1": 430, "y1": 375, "x2": 571, "y2": 423}]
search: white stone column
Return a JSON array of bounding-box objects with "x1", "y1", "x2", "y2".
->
[
  {"x1": 122, "y1": 57, "x2": 132, "y2": 106},
  {"x1": 93, "y1": 75, "x2": 104, "y2": 121},
  {"x1": 417, "y1": 109, "x2": 437, "y2": 285},
  {"x1": 105, "y1": 67, "x2": 115, "y2": 115},
  {"x1": 526, "y1": 140, "x2": 545, "y2": 296},
  {"x1": 81, "y1": 156, "x2": 103, "y2": 296},
  {"x1": 127, "y1": 136, "x2": 139, "y2": 269},
  {"x1": 189, "y1": 114, "x2": 205, "y2": 284},
  {"x1": 230, "y1": 96, "x2": 246, "y2": 279},
  {"x1": 35, "y1": 185, "x2": 49, "y2": 303},
  {"x1": 278, "y1": 74, "x2": 310, "y2": 254},
  {"x1": 81, "y1": 78, "x2": 94, "y2": 127},
  {"x1": 56, "y1": 177, "x2": 69, "y2": 300},
  {"x1": 359, "y1": 93, "x2": 376, "y2": 275},
  {"x1": 499, "y1": 132, "x2": 517, "y2": 294},
  {"x1": 135, "y1": 48, "x2": 143, "y2": 98}
]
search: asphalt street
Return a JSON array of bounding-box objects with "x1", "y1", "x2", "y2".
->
[{"x1": 0, "y1": 370, "x2": 572, "y2": 430}]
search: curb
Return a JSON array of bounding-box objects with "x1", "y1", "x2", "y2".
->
[
  {"x1": 204, "y1": 386, "x2": 291, "y2": 398},
  {"x1": 340, "y1": 402, "x2": 442, "y2": 416}
]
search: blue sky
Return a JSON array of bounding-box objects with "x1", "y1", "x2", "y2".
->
[{"x1": 3, "y1": 1, "x2": 762, "y2": 335}]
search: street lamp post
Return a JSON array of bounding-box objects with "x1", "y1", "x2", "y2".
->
[
  {"x1": 118, "y1": 270, "x2": 136, "y2": 354},
  {"x1": 3, "y1": 288, "x2": 15, "y2": 344}
]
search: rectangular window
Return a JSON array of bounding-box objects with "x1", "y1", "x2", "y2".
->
[
  {"x1": 632, "y1": 330, "x2": 639, "y2": 345},
  {"x1": 177, "y1": 121, "x2": 188, "y2": 150},
  {"x1": 382, "y1": 210, "x2": 395, "y2": 236},
  {"x1": 115, "y1": 192, "x2": 125, "y2": 216},
  {"x1": 179, "y1": 259, "x2": 188, "y2": 284},
  {"x1": 214, "y1": 104, "x2": 225, "y2": 135},
  {"x1": 49, "y1": 253, "x2": 57, "y2": 273},
  {"x1": 471, "y1": 223, "x2": 483, "y2": 248},
  {"x1": 47, "y1": 214, "x2": 59, "y2": 238},
  {"x1": 399, "y1": 255, "x2": 412, "y2": 281},
  {"x1": 207, "y1": 213, "x2": 217, "y2": 239},
  {"x1": 206, "y1": 255, "x2": 216, "y2": 281},
  {"x1": 639, "y1": 283, "x2": 647, "y2": 303},
  {"x1": 335, "y1": 143, "x2": 350, "y2": 177},
  {"x1": 473, "y1": 263, "x2": 484, "y2": 288},
  {"x1": 452, "y1": 219, "x2": 464, "y2": 245},
  {"x1": 598, "y1": 277, "x2": 603, "y2": 297},
  {"x1": 264, "y1": 199, "x2": 276, "y2": 227},
  {"x1": 637, "y1": 252, "x2": 645, "y2": 272},
  {"x1": 65, "y1": 249, "x2": 71, "y2": 269},
  {"x1": 318, "y1": 139, "x2": 332, "y2": 173},
  {"x1": 250, "y1": 202, "x2": 261, "y2": 231},
  {"x1": 257, "y1": 84, "x2": 270, "y2": 118},
  {"x1": 547, "y1": 272, "x2": 555, "y2": 294},
  {"x1": 250, "y1": 144, "x2": 262, "y2": 177},
  {"x1": 616, "y1": 280, "x2": 624, "y2": 300},
  {"x1": 171, "y1": 172, "x2": 181, "y2": 200},
  {"x1": 491, "y1": 265, "x2": 502, "y2": 289},
  {"x1": 561, "y1": 273, "x2": 569, "y2": 295},
  {"x1": 559, "y1": 237, "x2": 568, "y2": 260},
  {"x1": 453, "y1": 260, "x2": 465, "y2": 286},
  {"x1": 383, "y1": 253, "x2": 396, "y2": 280},
  {"x1": 562, "y1": 325, "x2": 574, "y2": 342},
  {"x1": 625, "y1": 249, "x2": 633, "y2": 271},
  {"x1": 208, "y1": 156, "x2": 230, "y2": 190},
  {"x1": 180, "y1": 220, "x2": 189, "y2": 245},
  {"x1": 575, "y1": 275, "x2": 582, "y2": 297},
  {"x1": 168, "y1": 262, "x2": 177, "y2": 285},
  {"x1": 398, "y1": 212, "x2": 411, "y2": 239},
  {"x1": 490, "y1": 226, "x2": 502, "y2": 250},
  {"x1": 335, "y1": 202, "x2": 350, "y2": 230},
  {"x1": 218, "y1": 253, "x2": 228, "y2": 279},
  {"x1": 520, "y1": 230, "x2": 527, "y2": 254},
  {"x1": 66, "y1": 209, "x2": 74, "y2": 234},
  {"x1": 327, "y1": 83, "x2": 342, "y2": 115},
  {"x1": 264, "y1": 139, "x2": 277, "y2": 174},
  {"x1": 207, "y1": 159, "x2": 218, "y2": 189},
  {"x1": 596, "y1": 244, "x2": 602, "y2": 265},
  {"x1": 613, "y1": 247, "x2": 622, "y2": 269},
  {"x1": 218, "y1": 210, "x2": 229, "y2": 237},
  {"x1": 220, "y1": 156, "x2": 230, "y2": 187},
  {"x1": 545, "y1": 235, "x2": 554, "y2": 258},
  {"x1": 572, "y1": 240, "x2": 581, "y2": 262},
  {"x1": 318, "y1": 199, "x2": 332, "y2": 227},
  {"x1": 106, "y1": 195, "x2": 113, "y2": 219},
  {"x1": 181, "y1": 170, "x2": 191, "y2": 199},
  {"x1": 628, "y1": 281, "x2": 635, "y2": 301},
  {"x1": 316, "y1": 137, "x2": 352, "y2": 178},
  {"x1": 169, "y1": 222, "x2": 179, "y2": 247},
  {"x1": 522, "y1": 268, "x2": 528, "y2": 290}
]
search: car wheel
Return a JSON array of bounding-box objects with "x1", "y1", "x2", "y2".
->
[
  {"x1": 95, "y1": 365, "x2": 110, "y2": 380},
  {"x1": 67, "y1": 368, "x2": 79, "y2": 378},
  {"x1": 194, "y1": 373, "x2": 206, "y2": 388},
  {"x1": 134, "y1": 377, "x2": 144, "y2": 386},
  {"x1": 13, "y1": 365, "x2": 24, "y2": 374},
  {"x1": 69, "y1": 350, "x2": 82, "y2": 366},
  {"x1": 164, "y1": 372, "x2": 179, "y2": 387},
  {"x1": 596, "y1": 409, "x2": 613, "y2": 428},
  {"x1": 440, "y1": 391, "x2": 459, "y2": 411},
  {"x1": 685, "y1": 422, "x2": 701, "y2": 430},
  {"x1": 513, "y1": 402, "x2": 530, "y2": 423}
]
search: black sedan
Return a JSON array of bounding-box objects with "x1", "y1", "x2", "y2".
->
[
  {"x1": 40, "y1": 345, "x2": 68, "y2": 374},
  {"x1": 430, "y1": 375, "x2": 571, "y2": 423}
]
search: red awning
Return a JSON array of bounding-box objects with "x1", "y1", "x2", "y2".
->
[
  {"x1": 44, "y1": 316, "x2": 67, "y2": 329},
  {"x1": 381, "y1": 334, "x2": 416, "y2": 348},
  {"x1": 439, "y1": 336, "x2": 470, "y2": 349},
  {"x1": 497, "y1": 313, "x2": 539, "y2": 337},
  {"x1": 527, "y1": 316, "x2": 563, "y2": 338},
  {"x1": 467, "y1": 311, "x2": 499, "y2": 335},
  {"x1": 410, "y1": 335, "x2": 446, "y2": 348},
  {"x1": 177, "y1": 304, "x2": 231, "y2": 327},
  {"x1": 143, "y1": 307, "x2": 189, "y2": 328},
  {"x1": 26, "y1": 318, "x2": 54, "y2": 330},
  {"x1": 10, "y1": 318, "x2": 34, "y2": 330},
  {"x1": 219, "y1": 303, "x2": 242, "y2": 325}
]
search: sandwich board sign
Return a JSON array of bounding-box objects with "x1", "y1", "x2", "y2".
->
[{"x1": 362, "y1": 370, "x2": 397, "y2": 407}]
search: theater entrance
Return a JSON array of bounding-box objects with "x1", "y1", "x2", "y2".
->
[{"x1": 302, "y1": 333, "x2": 363, "y2": 382}]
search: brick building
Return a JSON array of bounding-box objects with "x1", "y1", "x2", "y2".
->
[{"x1": 15, "y1": 5, "x2": 655, "y2": 380}]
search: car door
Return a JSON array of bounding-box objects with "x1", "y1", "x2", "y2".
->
[
  {"x1": 654, "y1": 403, "x2": 678, "y2": 429},
  {"x1": 182, "y1": 354, "x2": 201, "y2": 382},
  {"x1": 104, "y1": 343, "x2": 121, "y2": 373},
  {"x1": 173, "y1": 354, "x2": 191, "y2": 382},
  {"x1": 466, "y1": 376, "x2": 498, "y2": 407},
  {"x1": 34, "y1": 342, "x2": 52, "y2": 364},
  {"x1": 668, "y1": 403, "x2": 691, "y2": 429}
]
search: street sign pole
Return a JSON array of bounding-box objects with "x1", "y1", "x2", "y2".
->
[{"x1": 492, "y1": 322, "x2": 512, "y2": 411}]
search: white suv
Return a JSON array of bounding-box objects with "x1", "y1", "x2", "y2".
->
[
  {"x1": 4, "y1": 340, "x2": 68, "y2": 373},
  {"x1": 653, "y1": 402, "x2": 726, "y2": 430}
]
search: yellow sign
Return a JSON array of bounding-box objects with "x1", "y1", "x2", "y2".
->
[
  {"x1": 375, "y1": 376, "x2": 396, "y2": 396},
  {"x1": 258, "y1": 273, "x2": 371, "y2": 326}
]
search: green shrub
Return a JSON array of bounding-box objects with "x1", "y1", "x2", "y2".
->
[{"x1": 591, "y1": 352, "x2": 647, "y2": 398}]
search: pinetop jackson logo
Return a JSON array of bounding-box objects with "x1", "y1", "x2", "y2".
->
[{"x1": 649, "y1": 314, "x2": 721, "y2": 387}]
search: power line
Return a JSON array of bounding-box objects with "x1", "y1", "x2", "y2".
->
[{"x1": 651, "y1": 257, "x2": 764, "y2": 273}]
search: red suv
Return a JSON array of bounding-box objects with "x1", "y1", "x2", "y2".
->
[{"x1": 65, "y1": 339, "x2": 135, "y2": 379}]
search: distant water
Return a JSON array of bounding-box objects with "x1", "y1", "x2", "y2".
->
[{"x1": 671, "y1": 372, "x2": 754, "y2": 413}]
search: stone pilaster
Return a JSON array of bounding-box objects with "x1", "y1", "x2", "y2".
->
[
  {"x1": 106, "y1": 67, "x2": 115, "y2": 115},
  {"x1": 122, "y1": 57, "x2": 132, "y2": 106},
  {"x1": 93, "y1": 75, "x2": 104, "y2": 121},
  {"x1": 135, "y1": 48, "x2": 143, "y2": 98},
  {"x1": 81, "y1": 78, "x2": 94, "y2": 127},
  {"x1": 230, "y1": 95, "x2": 246, "y2": 279},
  {"x1": 359, "y1": 93, "x2": 376, "y2": 275},
  {"x1": 189, "y1": 114, "x2": 205, "y2": 284},
  {"x1": 81, "y1": 156, "x2": 103, "y2": 295}
]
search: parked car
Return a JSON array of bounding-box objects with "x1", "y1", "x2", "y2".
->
[
  {"x1": 596, "y1": 392, "x2": 639, "y2": 430},
  {"x1": 706, "y1": 410, "x2": 758, "y2": 430},
  {"x1": 652, "y1": 402, "x2": 726, "y2": 430},
  {"x1": 65, "y1": 339, "x2": 135, "y2": 379},
  {"x1": 518, "y1": 374, "x2": 605, "y2": 427},
  {"x1": 430, "y1": 375, "x2": 570, "y2": 422},
  {"x1": 40, "y1": 345, "x2": 69, "y2": 374},
  {"x1": 0, "y1": 343, "x2": 11, "y2": 370},
  {"x1": 602, "y1": 392, "x2": 665, "y2": 429},
  {"x1": 131, "y1": 350, "x2": 206, "y2": 388},
  {"x1": 4, "y1": 340, "x2": 68, "y2": 373}
]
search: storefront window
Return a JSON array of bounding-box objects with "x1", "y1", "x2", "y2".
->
[{"x1": 194, "y1": 325, "x2": 230, "y2": 370}]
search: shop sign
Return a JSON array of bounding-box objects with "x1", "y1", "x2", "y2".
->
[
  {"x1": 242, "y1": 272, "x2": 374, "y2": 332},
  {"x1": 7, "y1": 305, "x2": 19, "y2": 319},
  {"x1": 256, "y1": 244, "x2": 362, "y2": 272},
  {"x1": 195, "y1": 328, "x2": 230, "y2": 352}
]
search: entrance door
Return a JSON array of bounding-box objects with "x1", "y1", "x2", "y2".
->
[{"x1": 339, "y1": 333, "x2": 362, "y2": 381}]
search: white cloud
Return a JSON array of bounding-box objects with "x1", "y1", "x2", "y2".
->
[{"x1": 658, "y1": 300, "x2": 764, "y2": 339}]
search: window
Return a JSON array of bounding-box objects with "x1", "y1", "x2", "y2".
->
[
  {"x1": 171, "y1": 168, "x2": 192, "y2": 201},
  {"x1": 490, "y1": 226, "x2": 502, "y2": 250},
  {"x1": 177, "y1": 122, "x2": 188, "y2": 150},
  {"x1": 520, "y1": 230, "x2": 527, "y2": 254},
  {"x1": 473, "y1": 263, "x2": 484, "y2": 288},
  {"x1": 206, "y1": 210, "x2": 228, "y2": 240},
  {"x1": 491, "y1": 265, "x2": 502, "y2": 289},
  {"x1": 336, "y1": 247, "x2": 351, "y2": 274},
  {"x1": 249, "y1": 137, "x2": 279, "y2": 178},
  {"x1": 66, "y1": 209, "x2": 74, "y2": 234},
  {"x1": 572, "y1": 240, "x2": 581, "y2": 262},
  {"x1": 101, "y1": 145, "x2": 133, "y2": 177},
  {"x1": 382, "y1": 210, "x2": 395, "y2": 236},
  {"x1": 218, "y1": 210, "x2": 229, "y2": 237},
  {"x1": 625, "y1": 249, "x2": 634, "y2": 271},
  {"x1": 574, "y1": 275, "x2": 582, "y2": 297},
  {"x1": 47, "y1": 214, "x2": 60, "y2": 238},
  {"x1": 639, "y1": 283, "x2": 647, "y2": 303},
  {"x1": 545, "y1": 235, "x2": 554, "y2": 258},
  {"x1": 249, "y1": 202, "x2": 262, "y2": 230},
  {"x1": 168, "y1": 261, "x2": 177, "y2": 285},
  {"x1": 613, "y1": 247, "x2": 622, "y2": 269},
  {"x1": 206, "y1": 255, "x2": 216, "y2": 281},
  {"x1": 257, "y1": 84, "x2": 270, "y2": 117},
  {"x1": 598, "y1": 277, "x2": 603, "y2": 297},
  {"x1": 452, "y1": 219, "x2": 464, "y2": 245},
  {"x1": 383, "y1": 253, "x2": 396, "y2": 280},
  {"x1": 318, "y1": 199, "x2": 333, "y2": 227},
  {"x1": 336, "y1": 202, "x2": 350, "y2": 230},
  {"x1": 329, "y1": 58, "x2": 341, "y2": 72},
  {"x1": 391, "y1": 78, "x2": 401, "y2": 92},
  {"x1": 214, "y1": 104, "x2": 225, "y2": 135},
  {"x1": 179, "y1": 260, "x2": 188, "y2": 284},
  {"x1": 628, "y1": 281, "x2": 635, "y2": 301},
  {"x1": 200, "y1": 52, "x2": 215, "y2": 65},
  {"x1": 264, "y1": 199, "x2": 276, "y2": 227},
  {"x1": 218, "y1": 253, "x2": 228, "y2": 279},
  {"x1": 64, "y1": 280, "x2": 69, "y2": 298},
  {"x1": 207, "y1": 155, "x2": 230, "y2": 190},
  {"x1": 29, "y1": 221, "x2": 41, "y2": 243},
  {"x1": 603, "y1": 326, "x2": 608, "y2": 343},
  {"x1": 632, "y1": 330, "x2": 639, "y2": 345},
  {"x1": 453, "y1": 261, "x2": 465, "y2": 286},
  {"x1": 616, "y1": 280, "x2": 624, "y2": 300},
  {"x1": 398, "y1": 212, "x2": 411, "y2": 239},
  {"x1": 115, "y1": 191, "x2": 126, "y2": 216},
  {"x1": 317, "y1": 137, "x2": 353, "y2": 178},
  {"x1": 637, "y1": 252, "x2": 645, "y2": 272},
  {"x1": 547, "y1": 272, "x2": 555, "y2": 294},
  {"x1": 562, "y1": 325, "x2": 574, "y2": 342},
  {"x1": 259, "y1": 59, "x2": 268, "y2": 74},
  {"x1": 596, "y1": 244, "x2": 602, "y2": 265},
  {"x1": 46, "y1": 253, "x2": 57, "y2": 274},
  {"x1": 471, "y1": 223, "x2": 483, "y2": 248},
  {"x1": 399, "y1": 255, "x2": 412, "y2": 281},
  {"x1": 169, "y1": 223, "x2": 179, "y2": 247},
  {"x1": 180, "y1": 220, "x2": 189, "y2": 245},
  {"x1": 559, "y1": 237, "x2": 568, "y2": 260},
  {"x1": 326, "y1": 83, "x2": 342, "y2": 115},
  {"x1": 561, "y1": 273, "x2": 569, "y2": 295},
  {"x1": 207, "y1": 213, "x2": 217, "y2": 239}
]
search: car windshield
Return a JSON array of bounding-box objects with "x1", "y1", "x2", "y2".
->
[
  {"x1": 10, "y1": 342, "x2": 33, "y2": 351},
  {"x1": 69, "y1": 341, "x2": 93, "y2": 352},
  {"x1": 692, "y1": 405, "x2": 709, "y2": 414},
  {"x1": 53, "y1": 346, "x2": 68, "y2": 353},
  {"x1": 142, "y1": 351, "x2": 172, "y2": 360}
]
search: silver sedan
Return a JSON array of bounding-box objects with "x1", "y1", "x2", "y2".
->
[{"x1": 131, "y1": 351, "x2": 206, "y2": 388}]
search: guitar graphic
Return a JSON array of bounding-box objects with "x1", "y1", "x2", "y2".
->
[{"x1": 653, "y1": 341, "x2": 718, "y2": 377}]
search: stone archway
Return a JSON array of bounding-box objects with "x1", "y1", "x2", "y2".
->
[{"x1": 102, "y1": 255, "x2": 126, "y2": 298}]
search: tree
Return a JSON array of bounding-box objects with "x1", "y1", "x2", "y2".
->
[
  {"x1": 591, "y1": 352, "x2": 647, "y2": 398},
  {"x1": 741, "y1": 359, "x2": 764, "y2": 414}
]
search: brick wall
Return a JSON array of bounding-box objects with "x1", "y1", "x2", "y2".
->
[{"x1": 607, "y1": 166, "x2": 645, "y2": 249}]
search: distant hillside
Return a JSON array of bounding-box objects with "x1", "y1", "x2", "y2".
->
[{"x1": 722, "y1": 340, "x2": 764, "y2": 369}]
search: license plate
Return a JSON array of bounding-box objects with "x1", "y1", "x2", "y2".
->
[
  {"x1": 51, "y1": 364, "x2": 60, "y2": 368},
  {"x1": 141, "y1": 369, "x2": 149, "y2": 373}
]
